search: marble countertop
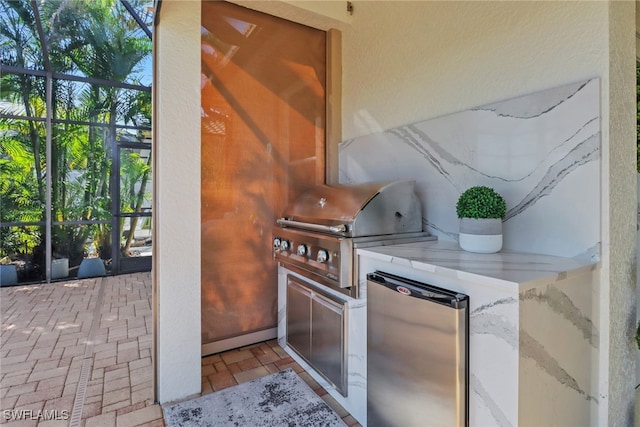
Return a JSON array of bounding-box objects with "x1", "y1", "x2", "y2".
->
[{"x1": 357, "y1": 240, "x2": 599, "y2": 289}]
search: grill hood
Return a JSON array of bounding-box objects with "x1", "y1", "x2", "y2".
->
[{"x1": 277, "y1": 180, "x2": 423, "y2": 237}]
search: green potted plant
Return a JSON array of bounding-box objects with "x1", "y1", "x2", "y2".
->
[{"x1": 456, "y1": 186, "x2": 507, "y2": 253}]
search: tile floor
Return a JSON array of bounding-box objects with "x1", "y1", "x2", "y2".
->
[
  {"x1": 1, "y1": 272, "x2": 359, "y2": 426},
  {"x1": 201, "y1": 340, "x2": 360, "y2": 426}
]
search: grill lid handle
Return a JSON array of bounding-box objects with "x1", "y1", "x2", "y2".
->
[{"x1": 276, "y1": 218, "x2": 347, "y2": 234}]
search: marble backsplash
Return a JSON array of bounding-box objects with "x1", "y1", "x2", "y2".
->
[{"x1": 339, "y1": 79, "x2": 600, "y2": 259}]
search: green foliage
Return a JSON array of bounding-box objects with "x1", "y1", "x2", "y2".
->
[
  {"x1": 0, "y1": 226, "x2": 41, "y2": 258},
  {"x1": 0, "y1": 118, "x2": 46, "y2": 225},
  {"x1": 456, "y1": 186, "x2": 507, "y2": 219},
  {"x1": 0, "y1": 0, "x2": 152, "y2": 268}
]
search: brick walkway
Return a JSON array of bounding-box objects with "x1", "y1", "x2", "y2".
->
[
  {"x1": 1, "y1": 273, "x2": 360, "y2": 427},
  {"x1": 1, "y1": 273, "x2": 160, "y2": 426}
]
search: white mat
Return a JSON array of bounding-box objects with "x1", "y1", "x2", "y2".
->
[{"x1": 162, "y1": 368, "x2": 347, "y2": 427}]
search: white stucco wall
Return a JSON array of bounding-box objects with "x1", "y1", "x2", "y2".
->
[
  {"x1": 337, "y1": 2, "x2": 634, "y2": 424},
  {"x1": 341, "y1": 1, "x2": 609, "y2": 139},
  {"x1": 154, "y1": 1, "x2": 636, "y2": 422},
  {"x1": 153, "y1": 0, "x2": 202, "y2": 404},
  {"x1": 231, "y1": 0, "x2": 352, "y2": 29},
  {"x1": 606, "y1": 2, "x2": 636, "y2": 425}
]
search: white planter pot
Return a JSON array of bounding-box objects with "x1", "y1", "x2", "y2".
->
[
  {"x1": 459, "y1": 218, "x2": 503, "y2": 253},
  {"x1": 51, "y1": 258, "x2": 69, "y2": 279}
]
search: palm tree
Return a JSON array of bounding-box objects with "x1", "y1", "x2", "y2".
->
[
  {"x1": 0, "y1": 1, "x2": 46, "y2": 206},
  {"x1": 52, "y1": 0, "x2": 150, "y2": 229},
  {"x1": 0, "y1": 0, "x2": 152, "y2": 274}
]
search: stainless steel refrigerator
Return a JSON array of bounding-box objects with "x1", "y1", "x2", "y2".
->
[{"x1": 367, "y1": 271, "x2": 469, "y2": 427}]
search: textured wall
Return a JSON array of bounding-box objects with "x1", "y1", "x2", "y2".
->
[
  {"x1": 230, "y1": 0, "x2": 351, "y2": 30},
  {"x1": 605, "y1": 2, "x2": 636, "y2": 425},
  {"x1": 341, "y1": 1, "x2": 607, "y2": 140},
  {"x1": 154, "y1": 0, "x2": 202, "y2": 404}
]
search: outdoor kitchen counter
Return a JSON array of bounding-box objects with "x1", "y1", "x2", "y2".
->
[
  {"x1": 357, "y1": 239, "x2": 600, "y2": 427},
  {"x1": 356, "y1": 239, "x2": 599, "y2": 291}
]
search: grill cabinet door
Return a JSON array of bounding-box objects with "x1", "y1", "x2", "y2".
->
[
  {"x1": 311, "y1": 292, "x2": 346, "y2": 395},
  {"x1": 285, "y1": 275, "x2": 348, "y2": 397},
  {"x1": 286, "y1": 278, "x2": 312, "y2": 361}
]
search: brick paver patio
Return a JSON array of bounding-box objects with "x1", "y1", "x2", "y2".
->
[
  {"x1": 1, "y1": 273, "x2": 160, "y2": 427},
  {"x1": 1, "y1": 273, "x2": 359, "y2": 427}
]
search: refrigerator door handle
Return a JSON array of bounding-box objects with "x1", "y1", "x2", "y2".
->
[{"x1": 368, "y1": 272, "x2": 467, "y2": 309}]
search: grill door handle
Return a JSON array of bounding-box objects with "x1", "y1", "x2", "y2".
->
[{"x1": 276, "y1": 219, "x2": 347, "y2": 234}]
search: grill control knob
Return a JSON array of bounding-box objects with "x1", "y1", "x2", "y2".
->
[
  {"x1": 273, "y1": 238, "x2": 281, "y2": 251},
  {"x1": 316, "y1": 249, "x2": 328, "y2": 263},
  {"x1": 296, "y1": 244, "x2": 307, "y2": 257},
  {"x1": 279, "y1": 240, "x2": 289, "y2": 252}
]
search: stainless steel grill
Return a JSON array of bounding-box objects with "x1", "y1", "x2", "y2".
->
[{"x1": 273, "y1": 180, "x2": 434, "y2": 297}]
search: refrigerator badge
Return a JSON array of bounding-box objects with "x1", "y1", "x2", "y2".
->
[{"x1": 396, "y1": 286, "x2": 411, "y2": 296}]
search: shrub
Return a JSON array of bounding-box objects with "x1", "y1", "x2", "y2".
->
[{"x1": 456, "y1": 186, "x2": 507, "y2": 219}]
